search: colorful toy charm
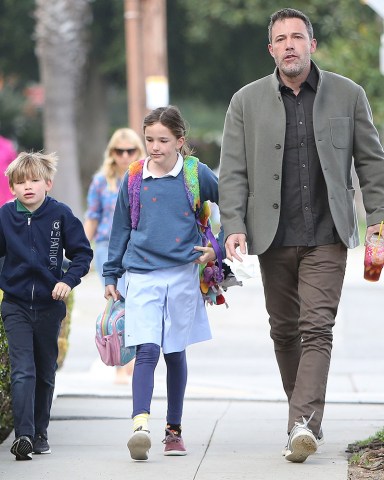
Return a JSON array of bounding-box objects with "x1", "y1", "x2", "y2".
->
[{"x1": 200, "y1": 261, "x2": 227, "y2": 307}]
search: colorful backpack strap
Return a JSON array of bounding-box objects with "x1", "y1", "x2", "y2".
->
[
  {"x1": 183, "y1": 156, "x2": 223, "y2": 281},
  {"x1": 183, "y1": 155, "x2": 201, "y2": 212},
  {"x1": 101, "y1": 298, "x2": 114, "y2": 336},
  {"x1": 128, "y1": 159, "x2": 145, "y2": 230}
]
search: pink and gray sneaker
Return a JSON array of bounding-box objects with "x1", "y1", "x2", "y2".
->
[{"x1": 163, "y1": 429, "x2": 187, "y2": 456}]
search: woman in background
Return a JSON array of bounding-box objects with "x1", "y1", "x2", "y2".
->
[{"x1": 84, "y1": 128, "x2": 146, "y2": 383}]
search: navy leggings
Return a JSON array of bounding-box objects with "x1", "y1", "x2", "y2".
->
[{"x1": 132, "y1": 343, "x2": 187, "y2": 425}]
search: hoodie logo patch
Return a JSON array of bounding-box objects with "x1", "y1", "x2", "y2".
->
[{"x1": 49, "y1": 220, "x2": 61, "y2": 270}]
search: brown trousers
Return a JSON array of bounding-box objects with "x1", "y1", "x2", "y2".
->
[{"x1": 258, "y1": 243, "x2": 347, "y2": 436}]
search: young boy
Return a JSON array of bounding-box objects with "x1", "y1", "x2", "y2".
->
[{"x1": 0, "y1": 151, "x2": 93, "y2": 460}]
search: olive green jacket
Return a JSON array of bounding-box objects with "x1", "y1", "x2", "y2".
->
[{"x1": 218, "y1": 62, "x2": 384, "y2": 254}]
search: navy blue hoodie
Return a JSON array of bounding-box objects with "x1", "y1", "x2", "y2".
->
[{"x1": 0, "y1": 196, "x2": 93, "y2": 309}]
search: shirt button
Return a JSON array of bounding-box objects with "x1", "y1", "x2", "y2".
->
[
  {"x1": 302, "y1": 164, "x2": 306, "y2": 168},
  {"x1": 299, "y1": 121, "x2": 303, "y2": 125},
  {"x1": 273, "y1": 174, "x2": 280, "y2": 180},
  {"x1": 273, "y1": 203, "x2": 279, "y2": 209},
  {"x1": 300, "y1": 142, "x2": 304, "y2": 147},
  {"x1": 305, "y1": 206, "x2": 309, "y2": 210},
  {"x1": 275, "y1": 144, "x2": 281, "y2": 149},
  {"x1": 303, "y1": 185, "x2": 307, "y2": 189}
]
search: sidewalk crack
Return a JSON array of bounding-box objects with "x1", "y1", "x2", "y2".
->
[{"x1": 193, "y1": 401, "x2": 232, "y2": 480}]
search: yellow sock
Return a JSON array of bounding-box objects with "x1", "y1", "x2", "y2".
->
[{"x1": 133, "y1": 413, "x2": 149, "y2": 432}]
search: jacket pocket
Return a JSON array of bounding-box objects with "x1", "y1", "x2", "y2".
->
[{"x1": 329, "y1": 117, "x2": 350, "y2": 149}]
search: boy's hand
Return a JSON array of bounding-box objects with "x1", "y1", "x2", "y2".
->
[{"x1": 52, "y1": 282, "x2": 72, "y2": 300}]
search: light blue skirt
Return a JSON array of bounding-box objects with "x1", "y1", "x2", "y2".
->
[{"x1": 124, "y1": 263, "x2": 212, "y2": 354}]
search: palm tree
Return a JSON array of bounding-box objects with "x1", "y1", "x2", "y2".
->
[{"x1": 34, "y1": 0, "x2": 92, "y2": 217}]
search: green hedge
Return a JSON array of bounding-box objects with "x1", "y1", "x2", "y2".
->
[
  {"x1": 0, "y1": 290, "x2": 13, "y2": 443},
  {"x1": 0, "y1": 290, "x2": 73, "y2": 444}
]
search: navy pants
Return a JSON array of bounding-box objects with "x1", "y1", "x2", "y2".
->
[
  {"x1": 132, "y1": 343, "x2": 187, "y2": 425},
  {"x1": 1, "y1": 300, "x2": 66, "y2": 439}
]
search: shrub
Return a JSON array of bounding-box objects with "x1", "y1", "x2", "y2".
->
[{"x1": 0, "y1": 290, "x2": 13, "y2": 444}]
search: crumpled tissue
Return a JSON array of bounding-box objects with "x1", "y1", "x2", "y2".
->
[{"x1": 230, "y1": 248, "x2": 260, "y2": 281}]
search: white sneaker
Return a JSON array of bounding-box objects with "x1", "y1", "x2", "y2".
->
[
  {"x1": 282, "y1": 426, "x2": 324, "y2": 456},
  {"x1": 284, "y1": 413, "x2": 318, "y2": 463},
  {"x1": 127, "y1": 427, "x2": 151, "y2": 461}
]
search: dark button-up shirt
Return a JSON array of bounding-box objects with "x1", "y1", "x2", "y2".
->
[{"x1": 271, "y1": 64, "x2": 340, "y2": 247}]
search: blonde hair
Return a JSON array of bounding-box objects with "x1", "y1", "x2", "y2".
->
[
  {"x1": 100, "y1": 128, "x2": 146, "y2": 190},
  {"x1": 5, "y1": 151, "x2": 58, "y2": 188}
]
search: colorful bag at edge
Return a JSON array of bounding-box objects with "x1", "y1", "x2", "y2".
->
[{"x1": 95, "y1": 298, "x2": 136, "y2": 366}]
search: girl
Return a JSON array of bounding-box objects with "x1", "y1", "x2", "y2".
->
[{"x1": 103, "y1": 105, "x2": 222, "y2": 460}]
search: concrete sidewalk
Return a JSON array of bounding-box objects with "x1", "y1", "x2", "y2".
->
[
  {"x1": 0, "y1": 246, "x2": 383, "y2": 479},
  {"x1": 0, "y1": 397, "x2": 383, "y2": 480}
]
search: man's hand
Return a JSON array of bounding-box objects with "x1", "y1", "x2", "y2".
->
[
  {"x1": 52, "y1": 282, "x2": 72, "y2": 301},
  {"x1": 366, "y1": 223, "x2": 384, "y2": 244},
  {"x1": 225, "y1": 233, "x2": 247, "y2": 262}
]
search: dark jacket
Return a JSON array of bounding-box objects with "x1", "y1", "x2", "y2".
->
[{"x1": 0, "y1": 196, "x2": 93, "y2": 309}]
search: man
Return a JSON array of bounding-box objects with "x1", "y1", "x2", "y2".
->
[{"x1": 218, "y1": 8, "x2": 384, "y2": 463}]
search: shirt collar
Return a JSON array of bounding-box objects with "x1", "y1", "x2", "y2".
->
[
  {"x1": 143, "y1": 153, "x2": 183, "y2": 179},
  {"x1": 16, "y1": 198, "x2": 33, "y2": 214},
  {"x1": 278, "y1": 61, "x2": 318, "y2": 93},
  {"x1": 305, "y1": 63, "x2": 318, "y2": 92}
]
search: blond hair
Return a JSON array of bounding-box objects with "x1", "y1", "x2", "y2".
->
[
  {"x1": 100, "y1": 128, "x2": 146, "y2": 190},
  {"x1": 5, "y1": 151, "x2": 58, "y2": 188}
]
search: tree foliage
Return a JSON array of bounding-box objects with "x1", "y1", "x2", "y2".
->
[
  {"x1": 0, "y1": 0, "x2": 38, "y2": 83},
  {"x1": 87, "y1": 0, "x2": 126, "y2": 83},
  {"x1": 0, "y1": 0, "x2": 42, "y2": 150},
  {"x1": 0, "y1": 0, "x2": 384, "y2": 142}
]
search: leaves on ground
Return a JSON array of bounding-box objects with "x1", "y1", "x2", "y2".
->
[{"x1": 347, "y1": 437, "x2": 384, "y2": 479}]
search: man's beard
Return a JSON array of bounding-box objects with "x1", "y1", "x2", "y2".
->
[{"x1": 278, "y1": 56, "x2": 310, "y2": 78}]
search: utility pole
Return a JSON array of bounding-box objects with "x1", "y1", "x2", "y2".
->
[
  {"x1": 363, "y1": 0, "x2": 384, "y2": 75},
  {"x1": 124, "y1": 0, "x2": 145, "y2": 134},
  {"x1": 124, "y1": 0, "x2": 169, "y2": 135}
]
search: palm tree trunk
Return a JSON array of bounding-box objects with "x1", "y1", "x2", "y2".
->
[{"x1": 34, "y1": 0, "x2": 91, "y2": 218}]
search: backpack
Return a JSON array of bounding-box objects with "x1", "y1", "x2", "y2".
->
[
  {"x1": 95, "y1": 298, "x2": 136, "y2": 366},
  {"x1": 128, "y1": 156, "x2": 229, "y2": 306}
]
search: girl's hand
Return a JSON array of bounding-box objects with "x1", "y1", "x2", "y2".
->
[
  {"x1": 104, "y1": 284, "x2": 120, "y2": 301},
  {"x1": 194, "y1": 245, "x2": 216, "y2": 264}
]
